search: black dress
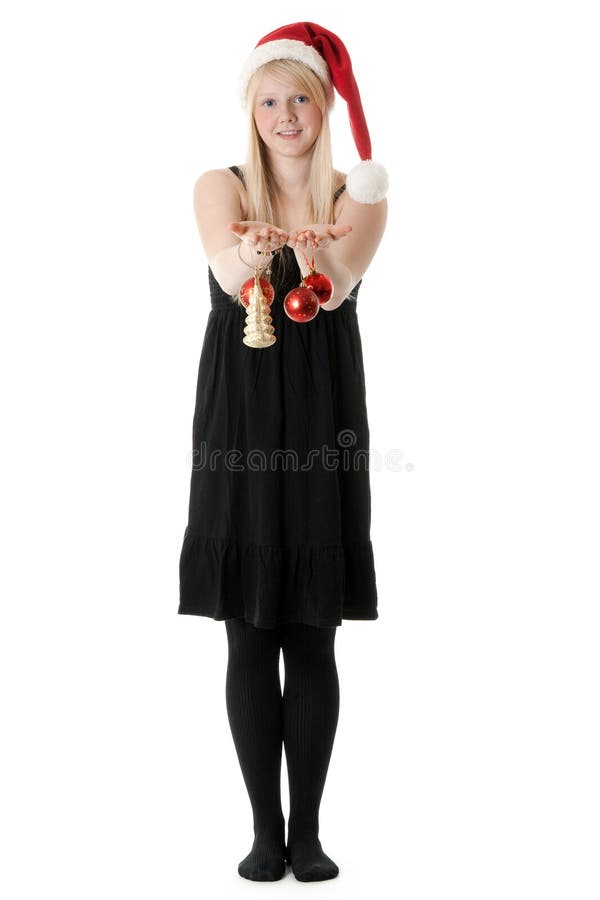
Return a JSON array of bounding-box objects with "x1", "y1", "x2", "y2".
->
[{"x1": 178, "y1": 165, "x2": 378, "y2": 628}]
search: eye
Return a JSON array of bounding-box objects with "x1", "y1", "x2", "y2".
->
[{"x1": 260, "y1": 96, "x2": 308, "y2": 107}]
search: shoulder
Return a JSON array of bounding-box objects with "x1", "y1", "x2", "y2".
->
[
  {"x1": 193, "y1": 166, "x2": 244, "y2": 197},
  {"x1": 192, "y1": 167, "x2": 246, "y2": 215},
  {"x1": 333, "y1": 182, "x2": 388, "y2": 248},
  {"x1": 332, "y1": 167, "x2": 387, "y2": 218},
  {"x1": 191, "y1": 167, "x2": 246, "y2": 228}
]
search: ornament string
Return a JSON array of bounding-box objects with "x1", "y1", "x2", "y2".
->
[
  {"x1": 237, "y1": 241, "x2": 279, "y2": 278},
  {"x1": 301, "y1": 250, "x2": 316, "y2": 273}
]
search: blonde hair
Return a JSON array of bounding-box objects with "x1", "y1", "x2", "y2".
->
[
  {"x1": 242, "y1": 59, "x2": 337, "y2": 227},
  {"x1": 231, "y1": 59, "x2": 340, "y2": 299}
]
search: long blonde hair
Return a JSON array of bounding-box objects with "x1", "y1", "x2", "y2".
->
[{"x1": 241, "y1": 59, "x2": 338, "y2": 227}]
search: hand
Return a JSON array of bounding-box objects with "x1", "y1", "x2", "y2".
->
[
  {"x1": 286, "y1": 224, "x2": 353, "y2": 253},
  {"x1": 228, "y1": 221, "x2": 289, "y2": 254}
]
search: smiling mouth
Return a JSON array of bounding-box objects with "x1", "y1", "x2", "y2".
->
[{"x1": 278, "y1": 130, "x2": 302, "y2": 135}]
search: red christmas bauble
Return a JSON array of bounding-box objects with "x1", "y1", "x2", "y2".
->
[
  {"x1": 283, "y1": 286, "x2": 320, "y2": 322},
  {"x1": 303, "y1": 271, "x2": 334, "y2": 304},
  {"x1": 239, "y1": 277, "x2": 275, "y2": 307}
]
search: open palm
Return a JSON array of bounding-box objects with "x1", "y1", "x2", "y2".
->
[{"x1": 287, "y1": 224, "x2": 352, "y2": 252}]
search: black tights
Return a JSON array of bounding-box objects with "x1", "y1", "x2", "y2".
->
[{"x1": 224, "y1": 617, "x2": 340, "y2": 881}]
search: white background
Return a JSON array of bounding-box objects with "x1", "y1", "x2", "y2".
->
[{"x1": 1, "y1": 1, "x2": 599, "y2": 897}]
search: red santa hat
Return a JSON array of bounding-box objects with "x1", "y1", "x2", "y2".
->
[{"x1": 239, "y1": 21, "x2": 389, "y2": 205}]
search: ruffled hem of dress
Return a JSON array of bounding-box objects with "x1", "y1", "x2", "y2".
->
[{"x1": 178, "y1": 528, "x2": 378, "y2": 628}]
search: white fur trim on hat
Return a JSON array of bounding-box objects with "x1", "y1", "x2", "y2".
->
[
  {"x1": 346, "y1": 160, "x2": 389, "y2": 204},
  {"x1": 239, "y1": 38, "x2": 334, "y2": 108}
]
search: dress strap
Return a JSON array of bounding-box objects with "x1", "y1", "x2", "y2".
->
[
  {"x1": 334, "y1": 183, "x2": 346, "y2": 201},
  {"x1": 229, "y1": 165, "x2": 246, "y2": 187}
]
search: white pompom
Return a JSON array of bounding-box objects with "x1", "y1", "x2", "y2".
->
[{"x1": 346, "y1": 160, "x2": 389, "y2": 204}]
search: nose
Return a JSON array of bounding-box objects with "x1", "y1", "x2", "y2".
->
[{"x1": 280, "y1": 104, "x2": 297, "y2": 124}]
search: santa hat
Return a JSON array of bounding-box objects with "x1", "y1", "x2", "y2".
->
[{"x1": 239, "y1": 21, "x2": 389, "y2": 205}]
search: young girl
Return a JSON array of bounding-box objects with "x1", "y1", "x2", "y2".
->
[{"x1": 178, "y1": 21, "x2": 388, "y2": 882}]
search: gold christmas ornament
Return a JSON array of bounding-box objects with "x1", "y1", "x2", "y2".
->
[{"x1": 242, "y1": 267, "x2": 276, "y2": 348}]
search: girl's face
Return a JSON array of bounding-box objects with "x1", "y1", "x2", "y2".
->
[{"x1": 253, "y1": 72, "x2": 322, "y2": 161}]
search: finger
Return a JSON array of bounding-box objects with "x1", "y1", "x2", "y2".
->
[
  {"x1": 328, "y1": 225, "x2": 352, "y2": 238},
  {"x1": 267, "y1": 228, "x2": 283, "y2": 248},
  {"x1": 262, "y1": 228, "x2": 279, "y2": 251}
]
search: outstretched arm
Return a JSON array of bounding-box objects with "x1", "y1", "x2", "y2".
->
[
  {"x1": 288, "y1": 195, "x2": 388, "y2": 309},
  {"x1": 192, "y1": 170, "x2": 287, "y2": 296}
]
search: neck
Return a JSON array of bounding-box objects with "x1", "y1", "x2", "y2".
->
[{"x1": 266, "y1": 153, "x2": 312, "y2": 201}]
